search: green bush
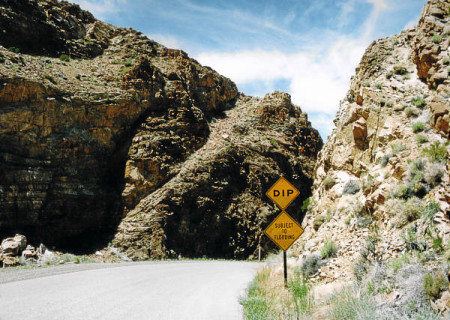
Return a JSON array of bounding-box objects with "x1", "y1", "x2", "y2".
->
[
  {"x1": 323, "y1": 175, "x2": 335, "y2": 189},
  {"x1": 431, "y1": 34, "x2": 442, "y2": 44},
  {"x1": 412, "y1": 122, "x2": 425, "y2": 133},
  {"x1": 375, "y1": 83, "x2": 383, "y2": 90},
  {"x1": 405, "y1": 107, "x2": 419, "y2": 117},
  {"x1": 313, "y1": 215, "x2": 326, "y2": 231},
  {"x1": 423, "y1": 271, "x2": 448, "y2": 300},
  {"x1": 420, "y1": 201, "x2": 440, "y2": 220},
  {"x1": 411, "y1": 96, "x2": 426, "y2": 109},
  {"x1": 8, "y1": 47, "x2": 20, "y2": 53},
  {"x1": 422, "y1": 141, "x2": 447, "y2": 162},
  {"x1": 59, "y1": 54, "x2": 71, "y2": 62},
  {"x1": 301, "y1": 254, "x2": 323, "y2": 277},
  {"x1": 321, "y1": 241, "x2": 338, "y2": 259},
  {"x1": 394, "y1": 65, "x2": 408, "y2": 75},
  {"x1": 416, "y1": 134, "x2": 429, "y2": 144}
]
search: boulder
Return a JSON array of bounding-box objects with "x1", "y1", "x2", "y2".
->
[{"x1": 1, "y1": 234, "x2": 27, "y2": 256}]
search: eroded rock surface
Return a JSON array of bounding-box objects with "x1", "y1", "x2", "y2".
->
[{"x1": 0, "y1": 0, "x2": 321, "y2": 258}]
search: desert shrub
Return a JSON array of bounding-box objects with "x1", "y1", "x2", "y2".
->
[
  {"x1": 385, "y1": 71, "x2": 393, "y2": 79},
  {"x1": 431, "y1": 34, "x2": 441, "y2": 44},
  {"x1": 405, "y1": 106, "x2": 419, "y2": 117},
  {"x1": 424, "y1": 162, "x2": 445, "y2": 187},
  {"x1": 412, "y1": 122, "x2": 425, "y2": 133},
  {"x1": 416, "y1": 134, "x2": 429, "y2": 144},
  {"x1": 422, "y1": 141, "x2": 447, "y2": 162},
  {"x1": 385, "y1": 198, "x2": 405, "y2": 217},
  {"x1": 390, "y1": 143, "x2": 406, "y2": 155},
  {"x1": 420, "y1": 201, "x2": 440, "y2": 221},
  {"x1": 301, "y1": 254, "x2": 323, "y2": 277},
  {"x1": 321, "y1": 241, "x2": 338, "y2": 259},
  {"x1": 408, "y1": 159, "x2": 428, "y2": 196},
  {"x1": 328, "y1": 285, "x2": 376, "y2": 320},
  {"x1": 375, "y1": 83, "x2": 383, "y2": 90},
  {"x1": 411, "y1": 96, "x2": 426, "y2": 109},
  {"x1": 423, "y1": 271, "x2": 448, "y2": 300},
  {"x1": 391, "y1": 183, "x2": 410, "y2": 199},
  {"x1": 323, "y1": 175, "x2": 335, "y2": 189},
  {"x1": 394, "y1": 65, "x2": 408, "y2": 75},
  {"x1": 59, "y1": 54, "x2": 71, "y2": 62},
  {"x1": 342, "y1": 180, "x2": 360, "y2": 195},
  {"x1": 8, "y1": 47, "x2": 20, "y2": 53},
  {"x1": 380, "y1": 154, "x2": 391, "y2": 167},
  {"x1": 313, "y1": 215, "x2": 326, "y2": 230},
  {"x1": 59, "y1": 253, "x2": 77, "y2": 263},
  {"x1": 395, "y1": 197, "x2": 424, "y2": 227}
]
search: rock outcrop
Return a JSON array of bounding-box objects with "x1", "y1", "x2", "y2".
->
[
  {"x1": 290, "y1": 0, "x2": 449, "y2": 314},
  {"x1": 0, "y1": 0, "x2": 321, "y2": 258}
]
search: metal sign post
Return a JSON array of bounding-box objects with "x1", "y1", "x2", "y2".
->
[{"x1": 264, "y1": 176, "x2": 304, "y2": 288}]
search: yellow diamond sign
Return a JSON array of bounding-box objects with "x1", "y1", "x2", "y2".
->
[
  {"x1": 266, "y1": 176, "x2": 300, "y2": 210},
  {"x1": 264, "y1": 211, "x2": 304, "y2": 251}
]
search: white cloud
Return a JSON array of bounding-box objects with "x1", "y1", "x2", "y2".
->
[
  {"x1": 403, "y1": 17, "x2": 419, "y2": 30},
  {"x1": 148, "y1": 34, "x2": 181, "y2": 49},
  {"x1": 196, "y1": 37, "x2": 366, "y2": 115},
  {"x1": 70, "y1": 0, "x2": 127, "y2": 19},
  {"x1": 195, "y1": 36, "x2": 366, "y2": 139}
]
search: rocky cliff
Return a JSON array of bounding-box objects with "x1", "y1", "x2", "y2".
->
[
  {"x1": 290, "y1": 0, "x2": 449, "y2": 316},
  {"x1": 0, "y1": 0, "x2": 322, "y2": 259}
]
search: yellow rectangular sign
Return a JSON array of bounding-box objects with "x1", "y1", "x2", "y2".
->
[
  {"x1": 264, "y1": 211, "x2": 304, "y2": 251},
  {"x1": 266, "y1": 176, "x2": 300, "y2": 210}
]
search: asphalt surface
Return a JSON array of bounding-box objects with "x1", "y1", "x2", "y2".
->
[{"x1": 0, "y1": 260, "x2": 260, "y2": 320}]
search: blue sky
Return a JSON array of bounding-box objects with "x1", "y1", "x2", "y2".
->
[{"x1": 71, "y1": 0, "x2": 427, "y2": 140}]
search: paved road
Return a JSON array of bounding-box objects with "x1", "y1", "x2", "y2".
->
[{"x1": 0, "y1": 261, "x2": 260, "y2": 320}]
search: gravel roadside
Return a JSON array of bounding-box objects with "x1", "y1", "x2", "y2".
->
[{"x1": 0, "y1": 262, "x2": 141, "y2": 284}]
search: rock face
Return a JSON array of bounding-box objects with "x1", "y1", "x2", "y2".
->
[
  {"x1": 113, "y1": 92, "x2": 322, "y2": 259},
  {"x1": 0, "y1": 0, "x2": 321, "y2": 258},
  {"x1": 293, "y1": 0, "x2": 449, "y2": 285}
]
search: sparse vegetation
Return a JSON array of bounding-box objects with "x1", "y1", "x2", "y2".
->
[
  {"x1": 412, "y1": 122, "x2": 425, "y2": 133},
  {"x1": 323, "y1": 175, "x2": 335, "y2": 189},
  {"x1": 422, "y1": 141, "x2": 447, "y2": 162},
  {"x1": 328, "y1": 285, "x2": 376, "y2": 320},
  {"x1": 301, "y1": 254, "x2": 323, "y2": 277},
  {"x1": 8, "y1": 47, "x2": 20, "y2": 53},
  {"x1": 416, "y1": 134, "x2": 429, "y2": 144},
  {"x1": 423, "y1": 271, "x2": 448, "y2": 300},
  {"x1": 394, "y1": 65, "x2": 408, "y2": 75},
  {"x1": 342, "y1": 180, "x2": 360, "y2": 195},
  {"x1": 380, "y1": 154, "x2": 391, "y2": 167},
  {"x1": 405, "y1": 106, "x2": 419, "y2": 117},
  {"x1": 431, "y1": 34, "x2": 442, "y2": 44},
  {"x1": 375, "y1": 83, "x2": 383, "y2": 90},
  {"x1": 321, "y1": 241, "x2": 338, "y2": 259},
  {"x1": 391, "y1": 142, "x2": 406, "y2": 155},
  {"x1": 411, "y1": 96, "x2": 426, "y2": 109},
  {"x1": 59, "y1": 54, "x2": 71, "y2": 62}
]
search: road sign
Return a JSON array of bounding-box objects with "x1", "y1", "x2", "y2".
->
[
  {"x1": 264, "y1": 211, "x2": 304, "y2": 251},
  {"x1": 266, "y1": 176, "x2": 300, "y2": 210}
]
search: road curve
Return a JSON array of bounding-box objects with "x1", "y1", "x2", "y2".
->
[{"x1": 0, "y1": 261, "x2": 260, "y2": 320}]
